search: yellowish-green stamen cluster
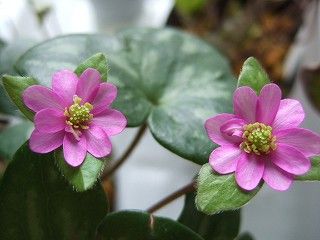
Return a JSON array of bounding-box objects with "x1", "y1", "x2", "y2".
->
[
  {"x1": 64, "y1": 95, "x2": 93, "y2": 130},
  {"x1": 240, "y1": 122, "x2": 277, "y2": 155}
]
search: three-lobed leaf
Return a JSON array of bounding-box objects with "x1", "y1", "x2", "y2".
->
[
  {"x1": 196, "y1": 164, "x2": 261, "y2": 214},
  {"x1": 119, "y1": 29, "x2": 235, "y2": 164},
  {"x1": 237, "y1": 57, "x2": 270, "y2": 94},
  {"x1": 0, "y1": 143, "x2": 108, "y2": 240},
  {"x1": 96, "y1": 210, "x2": 204, "y2": 240}
]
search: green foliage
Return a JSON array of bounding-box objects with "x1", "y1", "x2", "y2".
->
[
  {"x1": 74, "y1": 52, "x2": 109, "y2": 81},
  {"x1": 296, "y1": 157, "x2": 320, "y2": 181},
  {"x1": 96, "y1": 210, "x2": 204, "y2": 240},
  {"x1": 54, "y1": 150, "x2": 108, "y2": 192},
  {"x1": 16, "y1": 29, "x2": 235, "y2": 165},
  {"x1": 196, "y1": 164, "x2": 261, "y2": 214},
  {"x1": 0, "y1": 121, "x2": 33, "y2": 161},
  {"x1": 179, "y1": 192, "x2": 240, "y2": 240},
  {"x1": 0, "y1": 143, "x2": 108, "y2": 239},
  {"x1": 237, "y1": 57, "x2": 270, "y2": 94},
  {"x1": 3, "y1": 54, "x2": 111, "y2": 191},
  {"x1": 2, "y1": 75, "x2": 37, "y2": 121}
]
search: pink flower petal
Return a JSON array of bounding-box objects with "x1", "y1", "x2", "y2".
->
[
  {"x1": 76, "y1": 68, "x2": 101, "y2": 103},
  {"x1": 233, "y1": 86, "x2": 257, "y2": 123},
  {"x1": 256, "y1": 84, "x2": 281, "y2": 125},
  {"x1": 92, "y1": 83, "x2": 117, "y2": 115},
  {"x1": 23, "y1": 85, "x2": 65, "y2": 112},
  {"x1": 235, "y1": 154, "x2": 264, "y2": 191},
  {"x1": 209, "y1": 145, "x2": 243, "y2": 174},
  {"x1": 263, "y1": 160, "x2": 294, "y2": 191},
  {"x1": 84, "y1": 126, "x2": 112, "y2": 158},
  {"x1": 52, "y1": 69, "x2": 78, "y2": 106},
  {"x1": 220, "y1": 118, "x2": 245, "y2": 144},
  {"x1": 276, "y1": 128, "x2": 320, "y2": 157},
  {"x1": 205, "y1": 113, "x2": 236, "y2": 146},
  {"x1": 29, "y1": 129, "x2": 64, "y2": 153},
  {"x1": 271, "y1": 144, "x2": 311, "y2": 175},
  {"x1": 272, "y1": 99, "x2": 304, "y2": 132},
  {"x1": 63, "y1": 133, "x2": 87, "y2": 167},
  {"x1": 91, "y1": 109, "x2": 127, "y2": 136},
  {"x1": 34, "y1": 109, "x2": 66, "y2": 133}
]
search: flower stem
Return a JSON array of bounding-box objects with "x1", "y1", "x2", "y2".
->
[
  {"x1": 147, "y1": 180, "x2": 197, "y2": 214},
  {"x1": 101, "y1": 123, "x2": 147, "y2": 180}
]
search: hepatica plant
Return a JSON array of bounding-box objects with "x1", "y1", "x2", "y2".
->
[
  {"x1": 205, "y1": 83, "x2": 320, "y2": 191},
  {"x1": 0, "y1": 29, "x2": 320, "y2": 240},
  {"x1": 23, "y1": 68, "x2": 127, "y2": 167}
]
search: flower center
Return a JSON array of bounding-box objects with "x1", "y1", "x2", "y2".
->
[
  {"x1": 64, "y1": 95, "x2": 93, "y2": 130},
  {"x1": 240, "y1": 122, "x2": 277, "y2": 155}
]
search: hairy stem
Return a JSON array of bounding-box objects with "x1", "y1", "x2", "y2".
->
[
  {"x1": 147, "y1": 180, "x2": 197, "y2": 214},
  {"x1": 101, "y1": 123, "x2": 147, "y2": 180}
]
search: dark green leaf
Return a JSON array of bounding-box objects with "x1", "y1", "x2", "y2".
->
[
  {"x1": 2, "y1": 75, "x2": 38, "y2": 120},
  {"x1": 54, "y1": 149, "x2": 107, "y2": 192},
  {"x1": 16, "y1": 29, "x2": 236, "y2": 164},
  {"x1": 0, "y1": 143, "x2": 108, "y2": 240},
  {"x1": 296, "y1": 157, "x2": 320, "y2": 181},
  {"x1": 74, "y1": 52, "x2": 109, "y2": 80},
  {"x1": 196, "y1": 164, "x2": 261, "y2": 214},
  {"x1": 178, "y1": 191, "x2": 240, "y2": 240},
  {"x1": 120, "y1": 29, "x2": 235, "y2": 164},
  {"x1": 0, "y1": 121, "x2": 33, "y2": 161},
  {"x1": 96, "y1": 210, "x2": 204, "y2": 240},
  {"x1": 237, "y1": 57, "x2": 270, "y2": 94}
]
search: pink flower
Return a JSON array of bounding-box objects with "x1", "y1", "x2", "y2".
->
[
  {"x1": 23, "y1": 68, "x2": 127, "y2": 167},
  {"x1": 205, "y1": 83, "x2": 320, "y2": 191}
]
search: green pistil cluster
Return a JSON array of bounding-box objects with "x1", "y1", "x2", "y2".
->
[
  {"x1": 240, "y1": 122, "x2": 277, "y2": 155},
  {"x1": 64, "y1": 95, "x2": 93, "y2": 130}
]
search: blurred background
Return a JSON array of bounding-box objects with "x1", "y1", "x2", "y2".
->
[{"x1": 0, "y1": 0, "x2": 320, "y2": 239}]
